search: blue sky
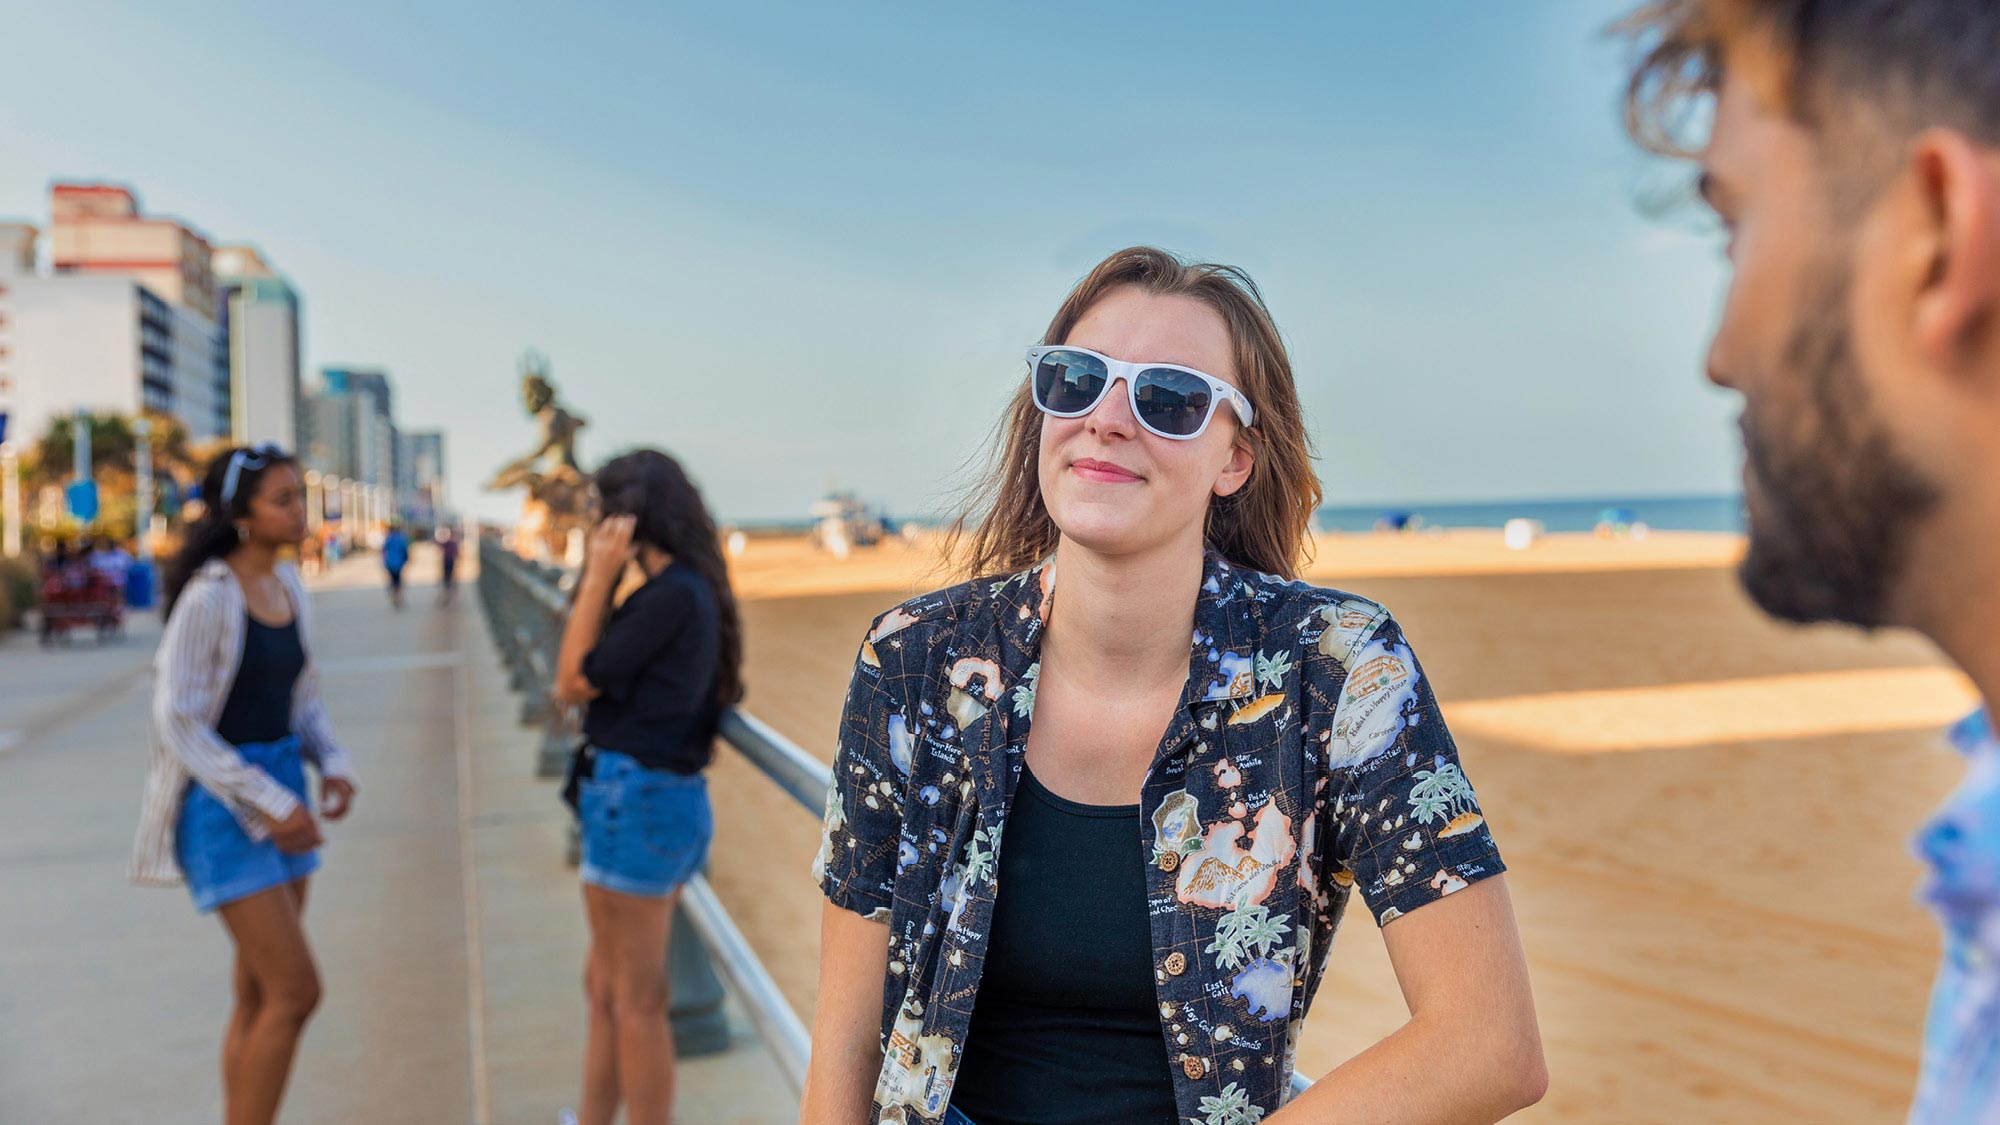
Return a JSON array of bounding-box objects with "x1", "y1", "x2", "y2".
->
[{"x1": 0, "y1": 0, "x2": 1732, "y2": 523}]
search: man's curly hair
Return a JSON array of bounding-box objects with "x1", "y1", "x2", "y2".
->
[{"x1": 1617, "y1": 1, "x2": 2000, "y2": 160}]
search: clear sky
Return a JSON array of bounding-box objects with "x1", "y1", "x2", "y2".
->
[{"x1": 0, "y1": 0, "x2": 1732, "y2": 524}]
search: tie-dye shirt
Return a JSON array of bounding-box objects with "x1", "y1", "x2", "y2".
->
[
  {"x1": 1911, "y1": 709, "x2": 2000, "y2": 1124},
  {"x1": 812, "y1": 550, "x2": 1505, "y2": 1125}
]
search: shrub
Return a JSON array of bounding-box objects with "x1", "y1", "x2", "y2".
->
[{"x1": 0, "y1": 557, "x2": 37, "y2": 630}]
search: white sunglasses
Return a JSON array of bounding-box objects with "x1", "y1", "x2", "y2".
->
[
  {"x1": 219, "y1": 442, "x2": 287, "y2": 505},
  {"x1": 1026, "y1": 345, "x2": 1255, "y2": 441}
]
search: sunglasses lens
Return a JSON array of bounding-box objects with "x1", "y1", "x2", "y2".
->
[
  {"x1": 1033, "y1": 350, "x2": 1109, "y2": 415},
  {"x1": 1133, "y1": 368, "x2": 1214, "y2": 437}
]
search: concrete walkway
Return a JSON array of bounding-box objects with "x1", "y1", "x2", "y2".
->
[{"x1": 0, "y1": 549, "x2": 792, "y2": 1123}]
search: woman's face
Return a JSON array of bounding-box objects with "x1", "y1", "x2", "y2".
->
[
  {"x1": 240, "y1": 463, "x2": 308, "y2": 548},
  {"x1": 1037, "y1": 285, "x2": 1255, "y2": 561}
]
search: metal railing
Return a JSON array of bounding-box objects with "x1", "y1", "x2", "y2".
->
[{"x1": 475, "y1": 532, "x2": 1311, "y2": 1104}]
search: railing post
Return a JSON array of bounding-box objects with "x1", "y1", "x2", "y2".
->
[{"x1": 668, "y1": 894, "x2": 731, "y2": 1056}]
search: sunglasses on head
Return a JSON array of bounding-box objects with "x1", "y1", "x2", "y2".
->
[
  {"x1": 1027, "y1": 346, "x2": 1255, "y2": 441},
  {"x1": 219, "y1": 442, "x2": 287, "y2": 505}
]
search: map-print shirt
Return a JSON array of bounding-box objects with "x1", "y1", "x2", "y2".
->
[
  {"x1": 812, "y1": 550, "x2": 1507, "y2": 1124},
  {"x1": 1911, "y1": 709, "x2": 2000, "y2": 1124}
]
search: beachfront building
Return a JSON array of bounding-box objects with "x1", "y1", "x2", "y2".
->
[
  {"x1": 302, "y1": 366, "x2": 403, "y2": 527},
  {"x1": 0, "y1": 184, "x2": 234, "y2": 445},
  {"x1": 49, "y1": 183, "x2": 217, "y2": 320},
  {"x1": 0, "y1": 253, "x2": 229, "y2": 444},
  {"x1": 214, "y1": 245, "x2": 304, "y2": 451},
  {"x1": 402, "y1": 428, "x2": 447, "y2": 528},
  {"x1": 0, "y1": 224, "x2": 33, "y2": 436}
]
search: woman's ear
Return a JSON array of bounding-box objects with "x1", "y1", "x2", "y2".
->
[{"x1": 1213, "y1": 439, "x2": 1256, "y2": 499}]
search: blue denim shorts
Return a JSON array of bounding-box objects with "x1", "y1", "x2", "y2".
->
[
  {"x1": 578, "y1": 748, "x2": 711, "y2": 899},
  {"x1": 175, "y1": 735, "x2": 321, "y2": 913}
]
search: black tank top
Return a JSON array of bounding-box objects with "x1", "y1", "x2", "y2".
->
[
  {"x1": 215, "y1": 615, "x2": 304, "y2": 746},
  {"x1": 948, "y1": 763, "x2": 1177, "y2": 1124}
]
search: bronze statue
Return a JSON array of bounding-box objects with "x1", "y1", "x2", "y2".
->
[{"x1": 485, "y1": 351, "x2": 591, "y2": 562}]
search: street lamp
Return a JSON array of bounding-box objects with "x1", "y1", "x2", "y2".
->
[
  {"x1": 304, "y1": 469, "x2": 323, "y2": 531},
  {"x1": 0, "y1": 442, "x2": 19, "y2": 559},
  {"x1": 132, "y1": 417, "x2": 154, "y2": 563}
]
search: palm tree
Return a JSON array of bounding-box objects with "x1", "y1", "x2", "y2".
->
[
  {"x1": 1208, "y1": 903, "x2": 1293, "y2": 970},
  {"x1": 1407, "y1": 787, "x2": 1452, "y2": 825},
  {"x1": 1198, "y1": 1082, "x2": 1265, "y2": 1125},
  {"x1": 1254, "y1": 649, "x2": 1294, "y2": 692},
  {"x1": 1408, "y1": 763, "x2": 1476, "y2": 823}
]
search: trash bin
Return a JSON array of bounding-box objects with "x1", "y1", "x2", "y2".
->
[{"x1": 126, "y1": 561, "x2": 156, "y2": 609}]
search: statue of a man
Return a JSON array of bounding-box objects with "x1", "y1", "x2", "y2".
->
[
  {"x1": 485, "y1": 352, "x2": 592, "y2": 561},
  {"x1": 487, "y1": 355, "x2": 586, "y2": 491}
]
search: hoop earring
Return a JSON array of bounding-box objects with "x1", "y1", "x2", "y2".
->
[{"x1": 235, "y1": 524, "x2": 248, "y2": 542}]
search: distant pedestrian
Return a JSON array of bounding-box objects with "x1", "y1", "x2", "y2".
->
[
  {"x1": 87, "y1": 536, "x2": 135, "y2": 596},
  {"x1": 133, "y1": 442, "x2": 358, "y2": 1125},
  {"x1": 42, "y1": 539, "x2": 76, "y2": 584},
  {"x1": 381, "y1": 525, "x2": 409, "y2": 610},
  {"x1": 552, "y1": 449, "x2": 743, "y2": 1125},
  {"x1": 437, "y1": 528, "x2": 460, "y2": 606}
]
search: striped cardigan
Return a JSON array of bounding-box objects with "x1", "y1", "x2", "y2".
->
[{"x1": 130, "y1": 557, "x2": 355, "y2": 887}]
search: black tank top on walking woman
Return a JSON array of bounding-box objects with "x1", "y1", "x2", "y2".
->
[
  {"x1": 215, "y1": 614, "x2": 304, "y2": 747},
  {"x1": 948, "y1": 762, "x2": 1178, "y2": 1124}
]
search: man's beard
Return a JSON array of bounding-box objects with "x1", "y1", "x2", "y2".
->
[{"x1": 1736, "y1": 263, "x2": 1941, "y2": 628}]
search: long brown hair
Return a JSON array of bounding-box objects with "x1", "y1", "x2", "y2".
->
[
  {"x1": 944, "y1": 246, "x2": 1320, "y2": 580},
  {"x1": 593, "y1": 448, "x2": 745, "y2": 711}
]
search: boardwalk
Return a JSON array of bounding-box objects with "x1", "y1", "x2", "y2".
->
[{"x1": 0, "y1": 550, "x2": 790, "y2": 1124}]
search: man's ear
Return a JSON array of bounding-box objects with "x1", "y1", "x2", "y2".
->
[{"x1": 1909, "y1": 129, "x2": 2000, "y2": 371}]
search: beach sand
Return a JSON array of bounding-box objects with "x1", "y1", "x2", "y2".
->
[{"x1": 704, "y1": 530, "x2": 1972, "y2": 1123}]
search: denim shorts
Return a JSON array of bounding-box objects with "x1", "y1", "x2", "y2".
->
[
  {"x1": 175, "y1": 734, "x2": 321, "y2": 913},
  {"x1": 578, "y1": 748, "x2": 711, "y2": 899}
]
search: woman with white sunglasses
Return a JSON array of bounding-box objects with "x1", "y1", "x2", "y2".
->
[
  {"x1": 803, "y1": 247, "x2": 1544, "y2": 1124},
  {"x1": 133, "y1": 443, "x2": 357, "y2": 1125}
]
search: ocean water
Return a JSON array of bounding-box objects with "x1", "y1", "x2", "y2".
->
[
  {"x1": 1314, "y1": 495, "x2": 1745, "y2": 534},
  {"x1": 736, "y1": 494, "x2": 1746, "y2": 535}
]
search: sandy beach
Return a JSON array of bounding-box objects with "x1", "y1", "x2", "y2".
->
[{"x1": 705, "y1": 530, "x2": 1971, "y2": 1123}]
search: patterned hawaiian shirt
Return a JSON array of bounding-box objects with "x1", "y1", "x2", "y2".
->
[
  {"x1": 812, "y1": 550, "x2": 1506, "y2": 1125},
  {"x1": 1911, "y1": 709, "x2": 2000, "y2": 1124}
]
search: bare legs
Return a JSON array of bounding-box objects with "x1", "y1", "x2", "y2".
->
[
  {"x1": 217, "y1": 878, "x2": 319, "y2": 1125},
  {"x1": 579, "y1": 884, "x2": 677, "y2": 1125}
]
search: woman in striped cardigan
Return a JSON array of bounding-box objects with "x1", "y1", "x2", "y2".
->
[{"x1": 132, "y1": 444, "x2": 357, "y2": 1125}]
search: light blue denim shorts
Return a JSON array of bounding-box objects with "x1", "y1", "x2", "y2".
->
[
  {"x1": 175, "y1": 735, "x2": 321, "y2": 913},
  {"x1": 578, "y1": 748, "x2": 711, "y2": 898}
]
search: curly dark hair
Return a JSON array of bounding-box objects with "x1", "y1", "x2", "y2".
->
[
  {"x1": 162, "y1": 445, "x2": 299, "y2": 618},
  {"x1": 592, "y1": 448, "x2": 745, "y2": 711},
  {"x1": 1618, "y1": 0, "x2": 2000, "y2": 160}
]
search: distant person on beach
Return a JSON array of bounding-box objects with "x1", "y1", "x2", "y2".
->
[
  {"x1": 802, "y1": 247, "x2": 1544, "y2": 1124},
  {"x1": 381, "y1": 524, "x2": 409, "y2": 609},
  {"x1": 1618, "y1": 3, "x2": 2000, "y2": 1118},
  {"x1": 436, "y1": 528, "x2": 460, "y2": 605},
  {"x1": 132, "y1": 443, "x2": 357, "y2": 1125},
  {"x1": 551, "y1": 449, "x2": 744, "y2": 1125}
]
